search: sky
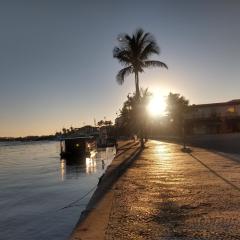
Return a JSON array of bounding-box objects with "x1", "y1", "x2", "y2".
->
[{"x1": 1, "y1": 0, "x2": 240, "y2": 137}]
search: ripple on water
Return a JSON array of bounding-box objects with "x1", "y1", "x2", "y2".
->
[{"x1": 0, "y1": 141, "x2": 116, "y2": 240}]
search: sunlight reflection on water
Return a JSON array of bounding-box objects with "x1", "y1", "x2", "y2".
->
[{"x1": 86, "y1": 157, "x2": 97, "y2": 174}]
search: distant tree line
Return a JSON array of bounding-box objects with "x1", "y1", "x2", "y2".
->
[{"x1": 0, "y1": 135, "x2": 57, "y2": 142}]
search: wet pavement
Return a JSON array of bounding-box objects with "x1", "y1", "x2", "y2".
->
[{"x1": 106, "y1": 140, "x2": 240, "y2": 239}]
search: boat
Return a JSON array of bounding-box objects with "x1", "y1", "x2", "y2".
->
[{"x1": 60, "y1": 136, "x2": 96, "y2": 159}]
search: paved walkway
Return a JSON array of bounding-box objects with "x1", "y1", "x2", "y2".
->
[{"x1": 106, "y1": 140, "x2": 240, "y2": 239}]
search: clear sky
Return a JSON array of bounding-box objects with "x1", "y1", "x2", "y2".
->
[{"x1": 1, "y1": 0, "x2": 240, "y2": 137}]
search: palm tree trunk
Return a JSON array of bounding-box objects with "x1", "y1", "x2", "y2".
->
[
  {"x1": 134, "y1": 71, "x2": 144, "y2": 147},
  {"x1": 135, "y1": 71, "x2": 140, "y2": 100}
]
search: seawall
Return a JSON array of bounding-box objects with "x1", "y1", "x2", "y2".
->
[{"x1": 155, "y1": 132, "x2": 240, "y2": 154}]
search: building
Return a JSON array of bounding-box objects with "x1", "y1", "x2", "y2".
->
[
  {"x1": 115, "y1": 116, "x2": 124, "y2": 128},
  {"x1": 72, "y1": 125, "x2": 99, "y2": 137},
  {"x1": 185, "y1": 99, "x2": 240, "y2": 134}
]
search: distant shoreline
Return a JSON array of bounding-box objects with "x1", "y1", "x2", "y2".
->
[{"x1": 0, "y1": 135, "x2": 58, "y2": 142}]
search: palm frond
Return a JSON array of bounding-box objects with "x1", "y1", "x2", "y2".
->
[
  {"x1": 140, "y1": 42, "x2": 159, "y2": 60},
  {"x1": 139, "y1": 32, "x2": 150, "y2": 48},
  {"x1": 113, "y1": 47, "x2": 121, "y2": 58},
  {"x1": 113, "y1": 29, "x2": 168, "y2": 88},
  {"x1": 113, "y1": 49, "x2": 131, "y2": 65},
  {"x1": 143, "y1": 60, "x2": 168, "y2": 69},
  {"x1": 117, "y1": 33, "x2": 129, "y2": 43},
  {"x1": 140, "y1": 87, "x2": 151, "y2": 97},
  {"x1": 116, "y1": 33, "x2": 132, "y2": 52},
  {"x1": 124, "y1": 34, "x2": 132, "y2": 42},
  {"x1": 116, "y1": 66, "x2": 133, "y2": 85},
  {"x1": 135, "y1": 28, "x2": 144, "y2": 42}
]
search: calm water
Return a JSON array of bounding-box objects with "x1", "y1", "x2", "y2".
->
[{"x1": 0, "y1": 141, "x2": 115, "y2": 240}]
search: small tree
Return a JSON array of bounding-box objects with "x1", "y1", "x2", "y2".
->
[
  {"x1": 118, "y1": 89, "x2": 152, "y2": 138},
  {"x1": 97, "y1": 120, "x2": 105, "y2": 127},
  {"x1": 166, "y1": 93, "x2": 189, "y2": 137},
  {"x1": 62, "y1": 128, "x2": 67, "y2": 135}
]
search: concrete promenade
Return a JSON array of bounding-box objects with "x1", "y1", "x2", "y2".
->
[{"x1": 71, "y1": 140, "x2": 240, "y2": 240}]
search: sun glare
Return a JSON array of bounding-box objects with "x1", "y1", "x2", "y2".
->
[{"x1": 147, "y1": 93, "x2": 166, "y2": 117}]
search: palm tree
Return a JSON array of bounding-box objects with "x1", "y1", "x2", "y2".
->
[
  {"x1": 62, "y1": 128, "x2": 67, "y2": 135},
  {"x1": 113, "y1": 28, "x2": 168, "y2": 99}
]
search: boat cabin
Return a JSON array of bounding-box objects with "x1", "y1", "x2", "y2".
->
[{"x1": 60, "y1": 136, "x2": 96, "y2": 159}]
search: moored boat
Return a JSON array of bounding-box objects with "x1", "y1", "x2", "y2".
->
[{"x1": 60, "y1": 136, "x2": 96, "y2": 159}]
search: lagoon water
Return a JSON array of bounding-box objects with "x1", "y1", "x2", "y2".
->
[{"x1": 0, "y1": 141, "x2": 115, "y2": 240}]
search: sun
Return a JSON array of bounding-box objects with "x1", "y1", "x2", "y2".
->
[{"x1": 147, "y1": 93, "x2": 166, "y2": 117}]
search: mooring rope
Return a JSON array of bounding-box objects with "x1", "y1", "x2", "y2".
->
[{"x1": 59, "y1": 184, "x2": 98, "y2": 210}]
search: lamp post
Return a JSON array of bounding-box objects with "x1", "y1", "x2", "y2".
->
[
  {"x1": 182, "y1": 117, "x2": 186, "y2": 149},
  {"x1": 182, "y1": 112, "x2": 191, "y2": 152}
]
